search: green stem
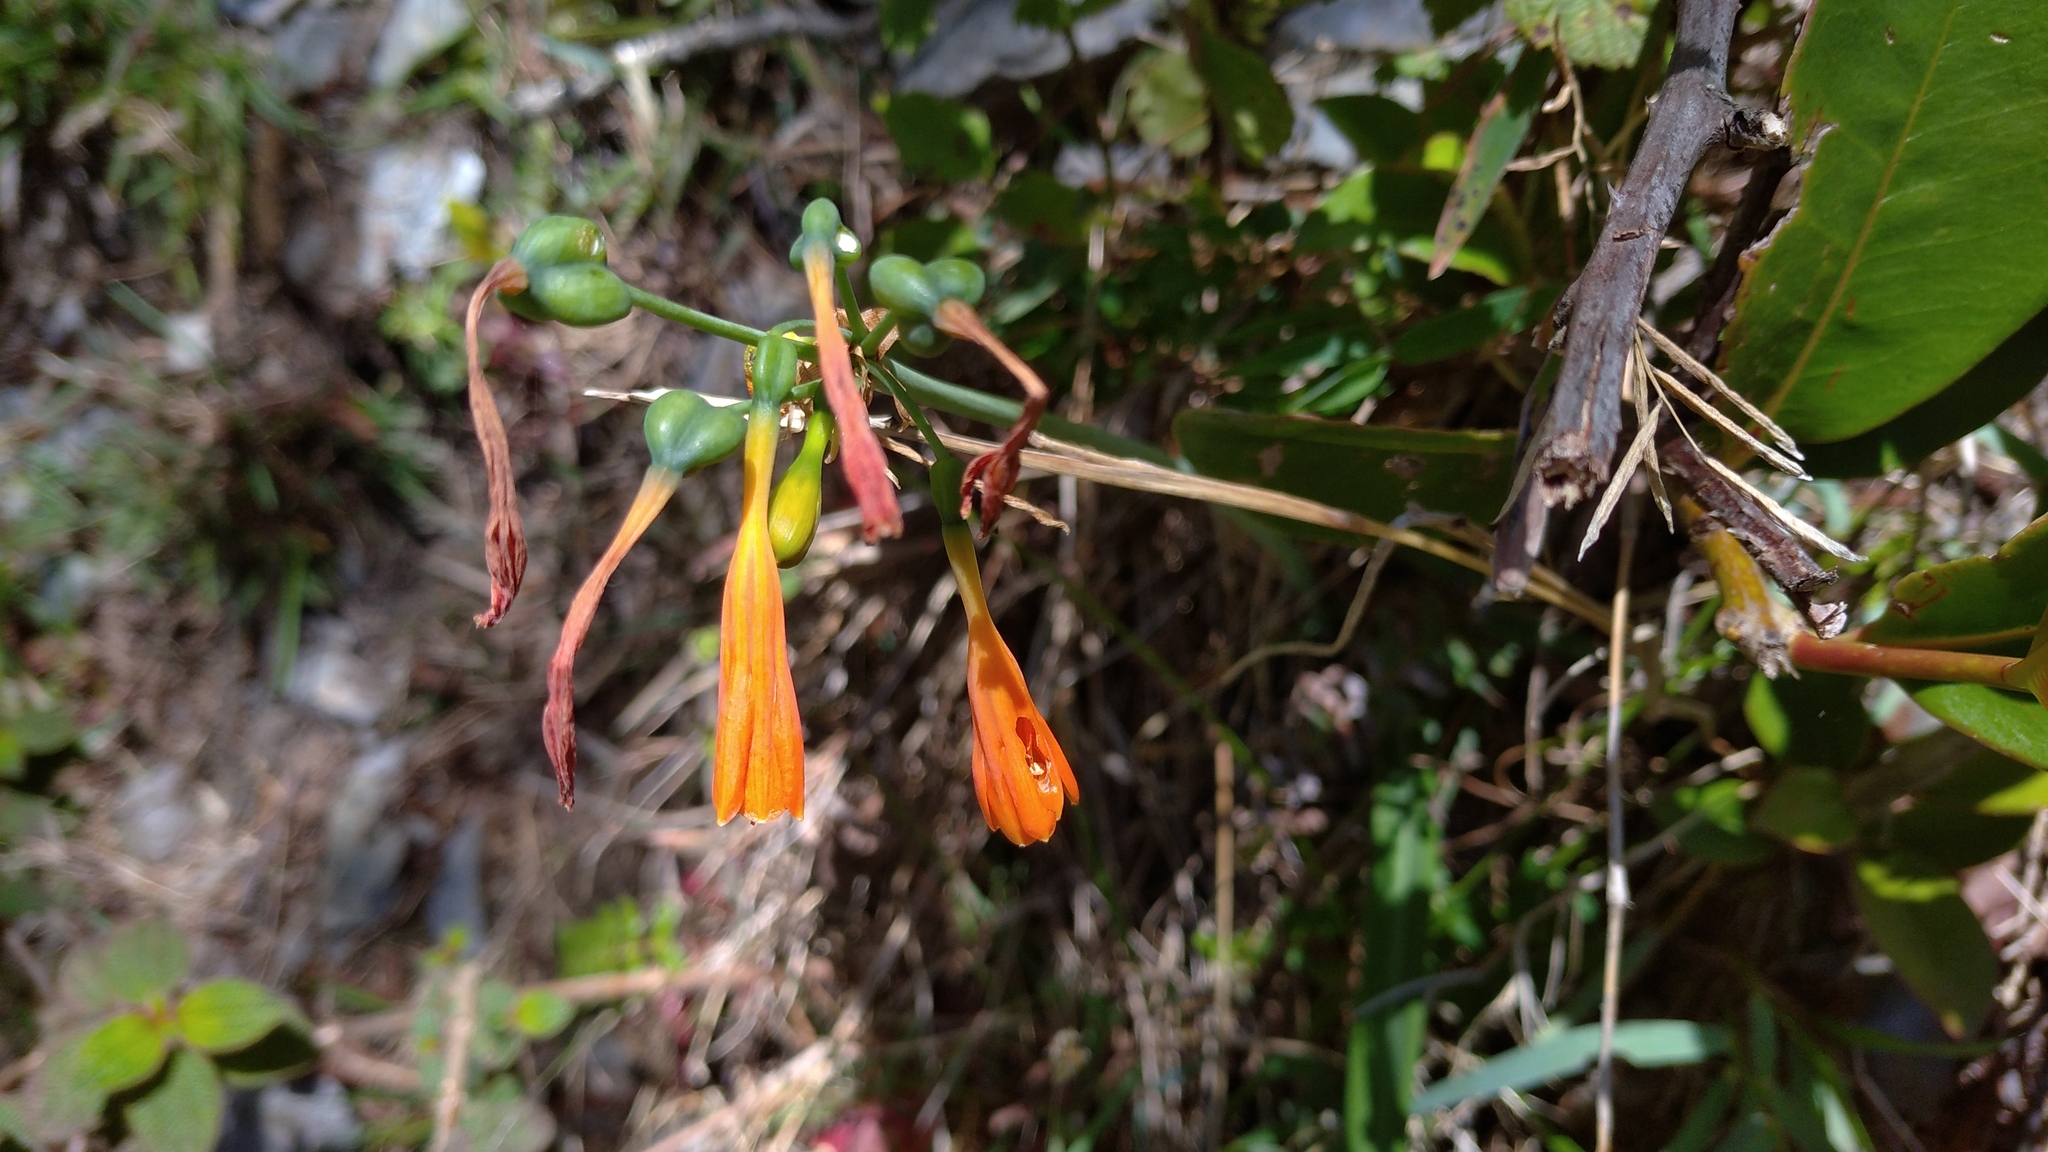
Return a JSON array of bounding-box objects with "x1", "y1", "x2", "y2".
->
[
  {"x1": 626, "y1": 285, "x2": 764, "y2": 345},
  {"x1": 836, "y1": 264, "x2": 869, "y2": 344},
  {"x1": 886, "y1": 358, "x2": 1174, "y2": 465},
  {"x1": 1787, "y1": 633, "x2": 2017, "y2": 689},
  {"x1": 859, "y1": 313, "x2": 899, "y2": 359}
]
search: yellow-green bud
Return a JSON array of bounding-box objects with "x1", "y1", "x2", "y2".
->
[
  {"x1": 511, "y1": 215, "x2": 607, "y2": 270},
  {"x1": 769, "y1": 411, "x2": 834, "y2": 567},
  {"x1": 508, "y1": 263, "x2": 633, "y2": 327}
]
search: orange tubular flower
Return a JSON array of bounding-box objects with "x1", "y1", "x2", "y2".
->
[
  {"x1": 799, "y1": 216, "x2": 902, "y2": 543},
  {"x1": 463, "y1": 258, "x2": 532, "y2": 627},
  {"x1": 713, "y1": 411, "x2": 806, "y2": 824},
  {"x1": 942, "y1": 527, "x2": 1079, "y2": 845}
]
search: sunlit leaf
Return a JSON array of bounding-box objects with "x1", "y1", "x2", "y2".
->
[
  {"x1": 1853, "y1": 854, "x2": 1997, "y2": 1038},
  {"x1": 1910, "y1": 682, "x2": 2048, "y2": 770},
  {"x1": 124, "y1": 1049, "x2": 223, "y2": 1152},
  {"x1": 176, "y1": 979, "x2": 299, "y2": 1055},
  {"x1": 883, "y1": 92, "x2": 995, "y2": 184},
  {"x1": 1859, "y1": 513, "x2": 2048, "y2": 650},
  {"x1": 1505, "y1": 0, "x2": 1653, "y2": 69},
  {"x1": 1725, "y1": 0, "x2": 2048, "y2": 444},
  {"x1": 1429, "y1": 50, "x2": 1550, "y2": 279},
  {"x1": 1124, "y1": 49, "x2": 1212, "y2": 158},
  {"x1": 1409, "y1": 1020, "x2": 1730, "y2": 1113},
  {"x1": 102, "y1": 920, "x2": 190, "y2": 1005},
  {"x1": 1194, "y1": 29, "x2": 1293, "y2": 162}
]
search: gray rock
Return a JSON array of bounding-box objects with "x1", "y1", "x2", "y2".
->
[
  {"x1": 272, "y1": 8, "x2": 359, "y2": 97},
  {"x1": 259, "y1": 1076, "x2": 362, "y2": 1150},
  {"x1": 367, "y1": 0, "x2": 472, "y2": 89},
  {"x1": 898, "y1": 0, "x2": 1163, "y2": 98},
  {"x1": 284, "y1": 619, "x2": 396, "y2": 727},
  {"x1": 354, "y1": 139, "x2": 485, "y2": 289},
  {"x1": 1273, "y1": 0, "x2": 1436, "y2": 55},
  {"x1": 116, "y1": 762, "x2": 194, "y2": 863},
  {"x1": 320, "y1": 739, "x2": 410, "y2": 940},
  {"x1": 425, "y1": 814, "x2": 486, "y2": 955}
]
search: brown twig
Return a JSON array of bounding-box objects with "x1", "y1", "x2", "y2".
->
[
  {"x1": 1495, "y1": 0, "x2": 1753, "y2": 594},
  {"x1": 1595, "y1": 486, "x2": 1641, "y2": 1152},
  {"x1": 427, "y1": 960, "x2": 481, "y2": 1152},
  {"x1": 1688, "y1": 146, "x2": 1793, "y2": 360}
]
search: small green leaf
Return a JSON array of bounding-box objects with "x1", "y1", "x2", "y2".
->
[
  {"x1": 1505, "y1": 0, "x2": 1652, "y2": 69},
  {"x1": 1753, "y1": 768, "x2": 1858, "y2": 853},
  {"x1": 1193, "y1": 29, "x2": 1293, "y2": 162},
  {"x1": 1653, "y1": 778, "x2": 1774, "y2": 866},
  {"x1": 1876, "y1": 753, "x2": 2037, "y2": 870},
  {"x1": 82, "y1": 1013, "x2": 170, "y2": 1093},
  {"x1": 994, "y1": 171, "x2": 1091, "y2": 246},
  {"x1": 1910, "y1": 682, "x2": 2048, "y2": 770},
  {"x1": 1174, "y1": 410, "x2": 1516, "y2": 525},
  {"x1": 1317, "y1": 94, "x2": 1419, "y2": 166},
  {"x1": 1659, "y1": 1075, "x2": 1737, "y2": 1152},
  {"x1": 54, "y1": 938, "x2": 121, "y2": 1014},
  {"x1": 1853, "y1": 855, "x2": 1997, "y2": 1038},
  {"x1": 1408, "y1": 1021, "x2": 1730, "y2": 1113},
  {"x1": 1392, "y1": 284, "x2": 1559, "y2": 364},
  {"x1": 102, "y1": 920, "x2": 190, "y2": 1004},
  {"x1": 1124, "y1": 49, "x2": 1211, "y2": 158},
  {"x1": 175, "y1": 979, "x2": 295, "y2": 1054},
  {"x1": 0, "y1": 730, "x2": 22, "y2": 780},
  {"x1": 1428, "y1": 50, "x2": 1549, "y2": 279},
  {"x1": 464, "y1": 1078, "x2": 557, "y2": 1152},
  {"x1": 882, "y1": 92, "x2": 994, "y2": 184},
  {"x1": 124, "y1": 1049, "x2": 223, "y2": 1152},
  {"x1": 0, "y1": 1094, "x2": 33, "y2": 1144},
  {"x1": 510, "y1": 990, "x2": 574, "y2": 1040},
  {"x1": 10, "y1": 708, "x2": 74, "y2": 757},
  {"x1": 1859, "y1": 513, "x2": 2048, "y2": 650},
  {"x1": 879, "y1": 0, "x2": 938, "y2": 52}
]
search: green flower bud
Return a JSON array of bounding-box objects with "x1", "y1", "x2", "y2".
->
[
  {"x1": 511, "y1": 215, "x2": 607, "y2": 270},
  {"x1": 868, "y1": 254, "x2": 938, "y2": 319},
  {"x1": 898, "y1": 322, "x2": 951, "y2": 357},
  {"x1": 801, "y1": 199, "x2": 843, "y2": 243},
  {"x1": 769, "y1": 411, "x2": 834, "y2": 567},
  {"x1": 753, "y1": 324, "x2": 805, "y2": 406},
  {"x1": 788, "y1": 224, "x2": 864, "y2": 269},
  {"x1": 925, "y1": 258, "x2": 986, "y2": 308},
  {"x1": 506, "y1": 263, "x2": 633, "y2": 327},
  {"x1": 644, "y1": 390, "x2": 746, "y2": 475}
]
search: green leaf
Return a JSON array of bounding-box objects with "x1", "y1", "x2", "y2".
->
[
  {"x1": 1852, "y1": 854, "x2": 1998, "y2": 1037},
  {"x1": 1985, "y1": 423, "x2": 2048, "y2": 491},
  {"x1": 1174, "y1": 410, "x2": 1516, "y2": 525},
  {"x1": 1910, "y1": 682, "x2": 2048, "y2": 770},
  {"x1": 464, "y1": 1078, "x2": 557, "y2": 1152},
  {"x1": 1317, "y1": 95, "x2": 1419, "y2": 166},
  {"x1": 1193, "y1": 30, "x2": 1293, "y2": 162},
  {"x1": 1429, "y1": 50, "x2": 1550, "y2": 279},
  {"x1": 1859, "y1": 513, "x2": 2048, "y2": 649},
  {"x1": 1392, "y1": 284, "x2": 1559, "y2": 364},
  {"x1": 880, "y1": 0, "x2": 938, "y2": 52},
  {"x1": 175, "y1": 979, "x2": 296, "y2": 1054},
  {"x1": 1725, "y1": 1, "x2": 2048, "y2": 444},
  {"x1": 1753, "y1": 768, "x2": 1858, "y2": 853},
  {"x1": 81, "y1": 1013, "x2": 169, "y2": 1093},
  {"x1": 1874, "y1": 752, "x2": 2037, "y2": 870},
  {"x1": 994, "y1": 171, "x2": 1091, "y2": 246},
  {"x1": 124, "y1": 1049, "x2": 223, "y2": 1152},
  {"x1": 1976, "y1": 768, "x2": 2048, "y2": 814},
  {"x1": 509, "y1": 990, "x2": 574, "y2": 1040},
  {"x1": 1504, "y1": 0, "x2": 1653, "y2": 69},
  {"x1": 1743, "y1": 672, "x2": 1870, "y2": 769},
  {"x1": 882, "y1": 92, "x2": 994, "y2": 184},
  {"x1": 9, "y1": 708, "x2": 74, "y2": 757},
  {"x1": 102, "y1": 920, "x2": 190, "y2": 1004},
  {"x1": 1654, "y1": 778, "x2": 1774, "y2": 867},
  {"x1": 1409, "y1": 1021, "x2": 1731, "y2": 1114},
  {"x1": 1659, "y1": 1075, "x2": 1737, "y2": 1152},
  {"x1": 1800, "y1": 307, "x2": 2048, "y2": 478},
  {"x1": 1124, "y1": 49, "x2": 1212, "y2": 158},
  {"x1": 1349, "y1": 768, "x2": 1440, "y2": 1147},
  {"x1": 0, "y1": 730, "x2": 20, "y2": 780}
]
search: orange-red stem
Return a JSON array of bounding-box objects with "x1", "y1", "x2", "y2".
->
[
  {"x1": 1786, "y1": 632, "x2": 2018, "y2": 688},
  {"x1": 803, "y1": 247, "x2": 902, "y2": 542},
  {"x1": 934, "y1": 298, "x2": 1049, "y2": 534}
]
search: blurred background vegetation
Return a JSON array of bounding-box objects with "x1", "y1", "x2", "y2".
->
[{"x1": 0, "y1": 1, "x2": 2045, "y2": 1150}]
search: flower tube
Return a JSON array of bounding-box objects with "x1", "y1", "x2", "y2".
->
[{"x1": 797, "y1": 199, "x2": 902, "y2": 542}]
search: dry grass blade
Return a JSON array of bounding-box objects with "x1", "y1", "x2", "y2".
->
[
  {"x1": 1633, "y1": 337, "x2": 1673, "y2": 530},
  {"x1": 1580, "y1": 404, "x2": 1661, "y2": 560},
  {"x1": 1651, "y1": 365, "x2": 1809, "y2": 479},
  {"x1": 1637, "y1": 317, "x2": 1801, "y2": 457}
]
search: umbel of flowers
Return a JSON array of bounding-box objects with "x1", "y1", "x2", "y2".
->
[{"x1": 463, "y1": 202, "x2": 1077, "y2": 845}]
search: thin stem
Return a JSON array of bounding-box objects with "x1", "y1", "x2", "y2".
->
[
  {"x1": 626, "y1": 284, "x2": 765, "y2": 344},
  {"x1": 1787, "y1": 633, "x2": 2017, "y2": 689},
  {"x1": 1595, "y1": 489, "x2": 1641, "y2": 1152},
  {"x1": 836, "y1": 264, "x2": 869, "y2": 344},
  {"x1": 1205, "y1": 739, "x2": 1235, "y2": 1150}
]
